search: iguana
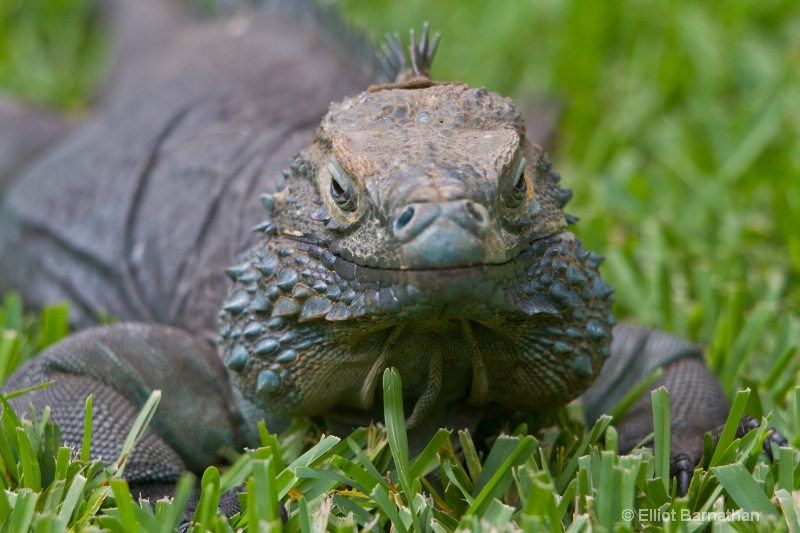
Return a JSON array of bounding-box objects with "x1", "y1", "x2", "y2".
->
[{"x1": 0, "y1": 0, "x2": 785, "y2": 517}]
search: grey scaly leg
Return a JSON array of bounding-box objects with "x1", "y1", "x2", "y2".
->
[
  {"x1": 583, "y1": 325, "x2": 786, "y2": 495},
  {"x1": 2, "y1": 324, "x2": 268, "y2": 499}
]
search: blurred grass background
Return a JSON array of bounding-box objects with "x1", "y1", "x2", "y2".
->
[
  {"x1": 0, "y1": 0, "x2": 104, "y2": 110},
  {"x1": 1, "y1": 0, "x2": 799, "y2": 409}
]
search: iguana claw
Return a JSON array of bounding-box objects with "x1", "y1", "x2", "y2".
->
[
  {"x1": 737, "y1": 414, "x2": 789, "y2": 461},
  {"x1": 670, "y1": 453, "x2": 694, "y2": 496},
  {"x1": 671, "y1": 415, "x2": 788, "y2": 497}
]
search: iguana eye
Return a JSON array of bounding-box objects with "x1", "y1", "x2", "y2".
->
[
  {"x1": 330, "y1": 178, "x2": 350, "y2": 204},
  {"x1": 505, "y1": 156, "x2": 527, "y2": 208},
  {"x1": 327, "y1": 159, "x2": 357, "y2": 212}
]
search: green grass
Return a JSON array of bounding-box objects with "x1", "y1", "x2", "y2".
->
[
  {"x1": 0, "y1": 0, "x2": 105, "y2": 110},
  {"x1": 1, "y1": 0, "x2": 799, "y2": 530},
  {"x1": 1, "y1": 318, "x2": 798, "y2": 531}
]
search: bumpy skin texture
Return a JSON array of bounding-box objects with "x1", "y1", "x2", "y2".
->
[{"x1": 0, "y1": 0, "x2": 775, "y2": 510}]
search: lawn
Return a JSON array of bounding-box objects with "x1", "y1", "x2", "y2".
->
[{"x1": 1, "y1": 0, "x2": 799, "y2": 531}]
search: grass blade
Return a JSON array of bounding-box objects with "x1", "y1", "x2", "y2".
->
[{"x1": 711, "y1": 463, "x2": 780, "y2": 518}]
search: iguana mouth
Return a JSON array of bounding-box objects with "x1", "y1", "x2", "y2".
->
[
  {"x1": 225, "y1": 229, "x2": 580, "y2": 326},
  {"x1": 314, "y1": 230, "x2": 560, "y2": 283}
]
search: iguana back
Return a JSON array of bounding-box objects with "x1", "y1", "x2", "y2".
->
[{"x1": 0, "y1": 0, "x2": 376, "y2": 337}]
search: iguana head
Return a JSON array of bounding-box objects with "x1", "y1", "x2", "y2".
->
[
  {"x1": 220, "y1": 28, "x2": 615, "y2": 429},
  {"x1": 270, "y1": 82, "x2": 568, "y2": 270}
]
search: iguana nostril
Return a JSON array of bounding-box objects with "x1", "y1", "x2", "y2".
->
[
  {"x1": 447, "y1": 200, "x2": 489, "y2": 237},
  {"x1": 396, "y1": 206, "x2": 415, "y2": 230},
  {"x1": 465, "y1": 201, "x2": 484, "y2": 224},
  {"x1": 392, "y1": 203, "x2": 440, "y2": 241}
]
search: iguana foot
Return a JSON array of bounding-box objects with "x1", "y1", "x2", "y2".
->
[
  {"x1": 175, "y1": 489, "x2": 287, "y2": 532},
  {"x1": 587, "y1": 327, "x2": 791, "y2": 497},
  {"x1": 670, "y1": 414, "x2": 789, "y2": 496},
  {"x1": 131, "y1": 483, "x2": 247, "y2": 529},
  {"x1": 738, "y1": 414, "x2": 788, "y2": 460},
  {"x1": 2, "y1": 324, "x2": 267, "y2": 512}
]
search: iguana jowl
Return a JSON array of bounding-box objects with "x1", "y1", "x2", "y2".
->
[{"x1": 0, "y1": 0, "x2": 784, "y2": 511}]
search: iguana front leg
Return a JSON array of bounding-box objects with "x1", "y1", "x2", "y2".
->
[
  {"x1": 583, "y1": 325, "x2": 787, "y2": 495},
  {"x1": 2, "y1": 324, "x2": 268, "y2": 496}
]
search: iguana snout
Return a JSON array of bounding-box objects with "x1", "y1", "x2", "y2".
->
[{"x1": 392, "y1": 199, "x2": 488, "y2": 268}]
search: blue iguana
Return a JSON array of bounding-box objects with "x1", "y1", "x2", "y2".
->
[{"x1": 0, "y1": 0, "x2": 784, "y2": 517}]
